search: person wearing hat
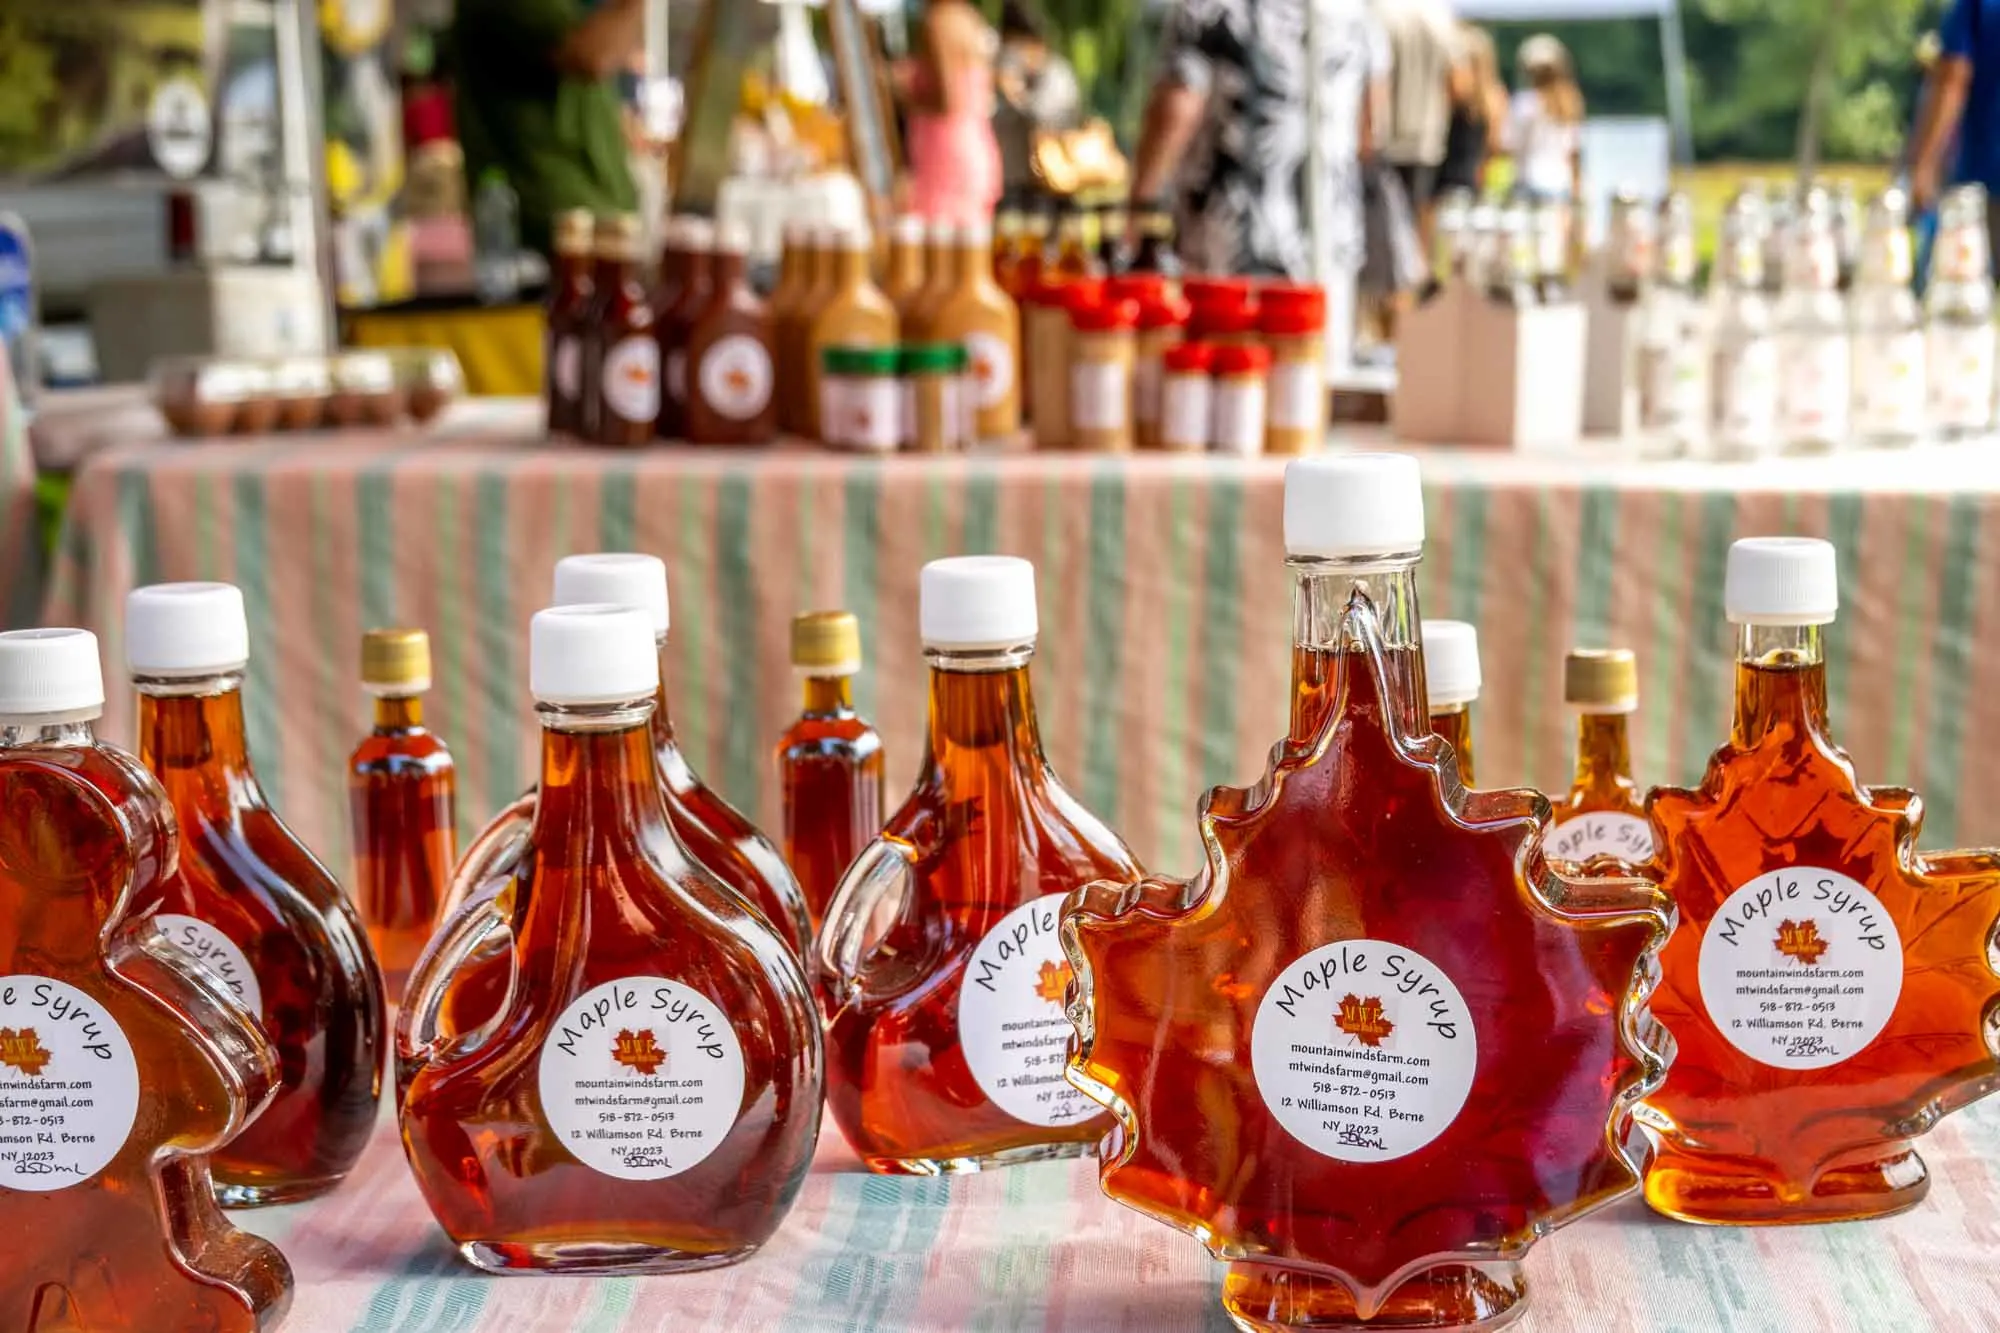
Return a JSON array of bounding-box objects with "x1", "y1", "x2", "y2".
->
[{"x1": 1503, "y1": 33, "x2": 1583, "y2": 204}]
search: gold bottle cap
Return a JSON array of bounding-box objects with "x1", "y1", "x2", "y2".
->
[
  {"x1": 553, "y1": 209, "x2": 595, "y2": 255},
  {"x1": 362, "y1": 628, "x2": 432, "y2": 693},
  {"x1": 595, "y1": 213, "x2": 644, "y2": 261},
  {"x1": 1564, "y1": 648, "x2": 1638, "y2": 713},
  {"x1": 791, "y1": 611, "x2": 862, "y2": 675}
]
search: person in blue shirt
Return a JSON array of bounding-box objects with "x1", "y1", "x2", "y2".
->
[{"x1": 1911, "y1": 0, "x2": 2000, "y2": 260}]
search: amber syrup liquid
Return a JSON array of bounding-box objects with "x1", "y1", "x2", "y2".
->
[
  {"x1": 776, "y1": 673, "x2": 885, "y2": 935},
  {"x1": 348, "y1": 693, "x2": 457, "y2": 998},
  {"x1": 1427, "y1": 705, "x2": 1475, "y2": 786},
  {"x1": 1641, "y1": 631, "x2": 2000, "y2": 1224},
  {"x1": 1066, "y1": 561, "x2": 1673, "y2": 1331},
  {"x1": 137, "y1": 679, "x2": 385, "y2": 1205},
  {"x1": 0, "y1": 720, "x2": 291, "y2": 1330},
  {"x1": 1546, "y1": 712, "x2": 1653, "y2": 870},
  {"x1": 821, "y1": 648, "x2": 1140, "y2": 1173},
  {"x1": 398, "y1": 698, "x2": 821, "y2": 1273}
]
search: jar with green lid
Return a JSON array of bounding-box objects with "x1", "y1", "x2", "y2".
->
[
  {"x1": 903, "y1": 343, "x2": 970, "y2": 453},
  {"x1": 820, "y1": 345, "x2": 902, "y2": 452}
]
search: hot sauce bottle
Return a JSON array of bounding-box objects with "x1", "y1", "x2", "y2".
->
[
  {"x1": 883, "y1": 214, "x2": 929, "y2": 328},
  {"x1": 347, "y1": 628, "x2": 457, "y2": 998},
  {"x1": 901, "y1": 220, "x2": 958, "y2": 343},
  {"x1": 399, "y1": 605, "x2": 821, "y2": 1273},
  {"x1": 775, "y1": 611, "x2": 885, "y2": 936},
  {"x1": 544, "y1": 209, "x2": 595, "y2": 438},
  {"x1": 0, "y1": 629, "x2": 293, "y2": 1331},
  {"x1": 656, "y1": 218, "x2": 715, "y2": 441},
  {"x1": 781, "y1": 227, "x2": 836, "y2": 437},
  {"x1": 1641, "y1": 537, "x2": 2000, "y2": 1224},
  {"x1": 765, "y1": 222, "x2": 809, "y2": 434},
  {"x1": 1063, "y1": 454, "x2": 1674, "y2": 1332},
  {"x1": 926, "y1": 222, "x2": 1023, "y2": 441},
  {"x1": 126, "y1": 582, "x2": 386, "y2": 1206},
  {"x1": 685, "y1": 222, "x2": 777, "y2": 446},
  {"x1": 805, "y1": 228, "x2": 898, "y2": 444},
  {"x1": 1420, "y1": 619, "x2": 1480, "y2": 786},
  {"x1": 1547, "y1": 649, "x2": 1655, "y2": 868},
  {"x1": 820, "y1": 556, "x2": 1141, "y2": 1173},
  {"x1": 590, "y1": 213, "x2": 660, "y2": 449}
]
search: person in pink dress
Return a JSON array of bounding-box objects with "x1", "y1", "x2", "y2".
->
[{"x1": 898, "y1": 0, "x2": 1004, "y2": 223}]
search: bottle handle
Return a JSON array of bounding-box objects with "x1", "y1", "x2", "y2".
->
[
  {"x1": 396, "y1": 882, "x2": 514, "y2": 1079},
  {"x1": 817, "y1": 836, "x2": 922, "y2": 1006}
]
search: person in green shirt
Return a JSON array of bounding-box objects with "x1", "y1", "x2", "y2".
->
[{"x1": 450, "y1": 0, "x2": 643, "y2": 256}]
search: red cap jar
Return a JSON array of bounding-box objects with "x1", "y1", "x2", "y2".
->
[
  {"x1": 1210, "y1": 343, "x2": 1272, "y2": 457},
  {"x1": 1027, "y1": 276, "x2": 1106, "y2": 449},
  {"x1": 1159, "y1": 341, "x2": 1216, "y2": 453},
  {"x1": 1069, "y1": 297, "x2": 1140, "y2": 453},
  {"x1": 1258, "y1": 283, "x2": 1327, "y2": 455}
]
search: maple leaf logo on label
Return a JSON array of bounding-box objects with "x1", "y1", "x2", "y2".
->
[
  {"x1": 0, "y1": 1027, "x2": 52, "y2": 1076},
  {"x1": 1032, "y1": 959, "x2": 1072, "y2": 1005},
  {"x1": 1775, "y1": 919, "x2": 1829, "y2": 966},
  {"x1": 612, "y1": 1028, "x2": 666, "y2": 1076},
  {"x1": 1335, "y1": 995, "x2": 1395, "y2": 1047}
]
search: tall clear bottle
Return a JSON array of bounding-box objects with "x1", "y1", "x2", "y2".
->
[
  {"x1": 1642, "y1": 538, "x2": 2000, "y2": 1223},
  {"x1": 1063, "y1": 455, "x2": 1673, "y2": 1333},
  {"x1": 1546, "y1": 648, "x2": 1655, "y2": 867},
  {"x1": 1708, "y1": 194, "x2": 1779, "y2": 459},
  {"x1": 1420, "y1": 619, "x2": 1480, "y2": 787},
  {"x1": 1775, "y1": 189, "x2": 1851, "y2": 453},
  {"x1": 821, "y1": 556, "x2": 1141, "y2": 1174},
  {"x1": 1849, "y1": 189, "x2": 1925, "y2": 448},
  {"x1": 127, "y1": 583, "x2": 384, "y2": 1205},
  {"x1": 399, "y1": 606, "x2": 821, "y2": 1273},
  {"x1": 1924, "y1": 184, "x2": 1997, "y2": 440},
  {"x1": 1636, "y1": 193, "x2": 1705, "y2": 457},
  {"x1": 0, "y1": 629, "x2": 292, "y2": 1330}
]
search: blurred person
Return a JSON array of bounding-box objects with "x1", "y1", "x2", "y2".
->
[
  {"x1": 994, "y1": 0, "x2": 1083, "y2": 206},
  {"x1": 1373, "y1": 0, "x2": 1460, "y2": 246},
  {"x1": 1910, "y1": 0, "x2": 2000, "y2": 258},
  {"x1": 449, "y1": 0, "x2": 641, "y2": 256},
  {"x1": 898, "y1": 0, "x2": 1005, "y2": 223},
  {"x1": 1504, "y1": 33, "x2": 1583, "y2": 203},
  {"x1": 1438, "y1": 23, "x2": 1506, "y2": 198}
]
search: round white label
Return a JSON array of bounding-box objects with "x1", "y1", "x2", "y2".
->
[
  {"x1": 1251, "y1": 940, "x2": 1477, "y2": 1163},
  {"x1": 1548, "y1": 813, "x2": 1654, "y2": 865},
  {"x1": 837, "y1": 379, "x2": 900, "y2": 453},
  {"x1": 146, "y1": 77, "x2": 213, "y2": 180},
  {"x1": 1698, "y1": 867, "x2": 1903, "y2": 1070},
  {"x1": 0, "y1": 976, "x2": 140, "y2": 1191},
  {"x1": 956, "y1": 894, "x2": 1096, "y2": 1127},
  {"x1": 602, "y1": 338, "x2": 661, "y2": 425},
  {"x1": 537, "y1": 977, "x2": 746, "y2": 1180},
  {"x1": 554, "y1": 336, "x2": 582, "y2": 401},
  {"x1": 963, "y1": 330, "x2": 1015, "y2": 411},
  {"x1": 697, "y1": 335, "x2": 774, "y2": 421},
  {"x1": 154, "y1": 914, "x2": 263, "y2": 1015}
]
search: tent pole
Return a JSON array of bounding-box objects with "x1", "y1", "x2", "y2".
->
[{"x1": 1660, "y1": 1, "x2": 1694, "y2": 165}]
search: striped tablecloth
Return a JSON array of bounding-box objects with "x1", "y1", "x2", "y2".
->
[
  {"x1": 231, "y1": 1099, "x2": 2000, "y2": 1331},
  {"x1": 35, "y1": 400, "x2": 2000, "y2": 876}
]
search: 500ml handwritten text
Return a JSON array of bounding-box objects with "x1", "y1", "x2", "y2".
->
[
  {"x1": 1271, "y1": 944, "x2": 1460, "y2": 1040},
  {"x1": 554, "y1": 984, "x2": 726, "y2": 1060},
  {"x1": 0, "y1": 983, "x2": 115, "y2": 1061},
  {"x1": 1713, "y1": 874, "x2": 1887, "y2": 952},
  {"x1": 968, "y1": 899, "x2": 1061, "y2": 994}
]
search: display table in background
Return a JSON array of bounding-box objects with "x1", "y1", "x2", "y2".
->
[
  {"x1": 35, "y1": 399, "x2": 2000, "y2": 876},
  {"x1": 236, "y1": 1101, "x2": 2000, "y2": 1330}
]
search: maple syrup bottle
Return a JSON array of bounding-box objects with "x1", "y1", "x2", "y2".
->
[
  {"x1": 775, "y1": 612, "x2": 885, "y2": 936},
  {"x1": 399, "y1": 605, "x2": 821, "y2": 1273},
  {"x1": 1643, "y1": 537, "x2": 2000, "y2": 1225},
  {"x1": 347, "y1": 628, "x2": 457, "y2": 998},
  {"x1": 591, "y1": 214, "x2": 661, "y2": 448},
  {"x1": 127, "y1": 583, "x2": 386, "y2": 1205},
  {"x1": 0, "y1": 629, "x2": 293, "y2": 1331},
  {"x1": 685, "y1": 222, "x2": 777, "y2": 445},
  {"x1": 657, "y1": 218, "x2": 716, "y2": 441},
  {"x1": 545, "y1": 209, "x2": 596, "y2": 438},
  {"x1": 1546, "y1": 650, "x2": 1654, "y2": 868},
  {"x1": 1419, "y1": 620, "x2": 1480, "y2": 787},
  {"x1": 821, "y1": 556, "x2": 1141, "y2": 1173},
  {"x1": 1064, "y1": 454, "x2": 1674, "y2": 1332}
]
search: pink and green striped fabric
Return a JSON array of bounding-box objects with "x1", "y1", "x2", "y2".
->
[{"x1": 36, "y1": 404, "x2": 2000, "y2": 876}]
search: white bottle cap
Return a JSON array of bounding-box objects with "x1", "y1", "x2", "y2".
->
[
  {"x1": 894, "y1": 214, "x2": 926, "y2": 245},
  {"x1": 1422, "y1": 620, "x2": 1482, "y2": 707},
  {"x1": 959, "y1": 219, "x2": 994, "y2": 248},
  {"x1": 552, "y1": 553, "x2": 670, "y2": 635},
  {"x1": 714, "y1": 221, "x2": 751, "y2": 256},
  {"x1": 1725, "y1": 537, "x2": 1839, "y2": 625},
  {"x1": 680, "y1": 217, "x2": 716, "y2": 250},
  {"x1": 920, "y1": 556, "x2": 1039, "y2": 650},
  {"x1": 126, "y1": 582, "x2": 251, "y2": 676},
  {"x1": 928, "y1": 220, "x2": 956, "y2": 246},
  {"x1": 0, "y1": 629, "x2": 106, "y2": 718},
  {"x1": 530, "y1": 605, "x2": 661, "y2": 705},
  {"x1": 1283, "y1": 454, "x2": 1426, "y2": 559}
]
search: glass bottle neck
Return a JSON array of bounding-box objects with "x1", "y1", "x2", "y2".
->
[
  {"x1": 712, "y1": 251, "x2": 747, "y2": 294},
  {"x1": 919, "y1": 647, "x2": 1043, "y2": 774},
  {"x1": 958, "y1": 243, "x2": 993, "y2": 285},
  {"x1": 1733, "y1": 623, "x2": 1830, "y2": 746},
  {"x1": 649, "y1": 635, "x2": 680, "y2": 750},
  {"x1": 0, "y1": 717, "x2": 97, "y2": 749},
  {"x1": 137, "y1": 676, "x2": 255, "y2": 776},
  {"x1": 527, "y1": 700, "x2": 674, "y2": 868},
  {"x1": 1572, "y1": 711, "x2": 1633, "y2": 788},
  {"x1": 1288, "y1": 556, "x2": 1426, "y2": 743},
  {"x1": 835, "y1": 248, "x2": 871, "y2": 289},
  {"x1": 371, "y1": 692, "x2": 425, "y2": 731},
  {"x1": 801, "y1": 673, "x2": 855, "y2": 717}
]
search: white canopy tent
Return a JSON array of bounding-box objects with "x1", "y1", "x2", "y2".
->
[{"x1": 1453, "y1": 0, "x2": 1693, "y2": 164}]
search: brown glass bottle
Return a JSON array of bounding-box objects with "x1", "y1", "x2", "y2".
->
[
  {"x1": 901, "y1": 220, "x2": 958, "y2": 343},
  {"x1": 780, "y1": 227, "x2": 835, "y2": 436},
  {"x1": 685, "y1": 223, "x2": 777, "y2": 445},
  {"x1": 776, "y1": 612, "x2": 884, "y2": 935},
  {"x1": 1420, "y1": 620, "x2": 1480, "y2": 787},
  {"x1": 399, "y1": 605, "x2": 821, "y2": 1274},
  {"x1": 347, "y1": 629, "x2": 457, "y2": 999},
  {"x1": 545, "y1": 210, "x2": 596, "y2": 438},
  {"x1": 883, "y1": 215, "x2": 930, "y2": 329},
  {"x1": 822, "y1": 557, "x2": 1140, "y2": 1173},
  {"x1": 805, "y1": 228, "x2": 898, "y2": 444},
  {"x1": 0, "y1": 628, "x2": 293, "y2": 1332},
  {"x1": 1643, "y1": 537, "x2": 2000, "y2": 1225},
  {"x1": 1065, "y1": 455, "x2": 1672, "y2": 1332},
  {"x1": 1547, "y1": 649, "x2": 1655, "y2": 867},
  {"x1": 1052, "y1": 207, "x2": 1099, "y2": 281},
  {"x1": 655, "y1": 218, "x2": 715, "y2": 441},
  {"x1": 647, "y1": 218, "x2": 694, "y2": 428},
  {"x1": 927, "y1": 222, "x2": 1022, "y2": 440},
  {"x1": 127, "y1": 583, "x2": 385, "y2": 1207},
  {"x1": 765, "y1": 223, "x2": 808, "y2": 435},
  {"x1": 588, "y1": 214, "x2": 660, "y2": 448}
]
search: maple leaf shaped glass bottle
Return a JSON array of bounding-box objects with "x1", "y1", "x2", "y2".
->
[
  {"x1": 1064, "y1": 455, "x2": 1675, "y2": 1332},
  {"x1": 1546, "y1": 650, "x2": 1656, "y2": 868},
  {"x1": 398, "y1": 605, "x2": 821, "y2": 1273},
  {"x1": 821, "y1": 556, "x2": 1142, "y2": 1174},
  {"x1": 0, "y1": 629, "x2": 292, "y2": 1330},
  {"x1": 1641, "y1": 537, "x2": 2000, "y2": 1224},
  {"x1": 1420, "y1": 620, "x2": 1481, "y2": 786},
  {"x1": 126, "y1": 583, "x2": 385, "y2": 1206}
]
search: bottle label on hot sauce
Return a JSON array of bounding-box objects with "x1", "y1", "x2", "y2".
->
[
  {"x1": 154, "y1": 914, "x2": 263, "y2": 1014},
  {"x1": 538, "y1": 977, "x2": 745, "y2": 1180},
  {"x1": 1698, "y1": 868, "x2": 1903, "y2": 1070},
  {"x1": 0, "y1": 976, "x2": 141, "y2": 1191},
  {"x1": 602, "y1": 338, "x2": 662, "y2": 425},
  {"x1": 963, "y1": 330, "x2": 1015, "y2": 409},
  {"x1": 1251, "y1": 940, "x2": 1476, "y2": 1163},
  {"x1": 957, "y1": 894, "x2": 1098, "y2": 1127},
  {"x1": 697, "y1": 336, "x2": 775, "y2": 422},
  {"x1": 1548, "y1": 813, "x2": 1655, "y2": 865}
]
